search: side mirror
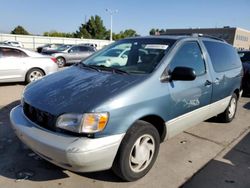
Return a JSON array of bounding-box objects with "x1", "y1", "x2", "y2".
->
[
  {"x1": 68, "y1": 49, "x2": 73, "y2": 53},
  {"x1": 170, "y1": 67, "x2": 196, "y2": 81}
]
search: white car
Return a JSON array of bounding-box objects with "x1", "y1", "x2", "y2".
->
[
  {"x1": 0, "y1": 46, "x2": 58, "y2": 83},
  {"x1": 3, "y1": 40, "x2": 24, "y2": 48},
  {"x1": 92, "y1": 48, "x2": 129, "y2": 66}
]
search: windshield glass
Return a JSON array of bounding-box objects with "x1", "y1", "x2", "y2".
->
[{"x1": 82, "y1": 38, "x2": 175, "y2": 74}]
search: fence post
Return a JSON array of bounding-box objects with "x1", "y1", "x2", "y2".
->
[{"x1": 33, "y1": 37, "x2": 35, "y2": 50}]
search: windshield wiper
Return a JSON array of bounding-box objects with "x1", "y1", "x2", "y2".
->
[
  {"x1": 76, "y1": 63, "x2": 100, "y2": 72},
  {"x1": 93, "y1": 65, "x2": 129, "y2": 75}
]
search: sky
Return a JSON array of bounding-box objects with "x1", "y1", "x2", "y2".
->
[{"x1": 0, "y1": 0, "x2": 250, "y2": 36}]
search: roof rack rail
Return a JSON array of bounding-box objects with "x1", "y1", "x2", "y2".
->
[
  {"x1": 192, "y1": 33, "x2": 226, "y2": 42},
  {"x1": 160, "y1": 33, "x2": 226, "y2": 42}
]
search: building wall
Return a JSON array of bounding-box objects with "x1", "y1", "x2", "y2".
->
[
  {"x1": 233, "y1": 28, "x2": 250, "y2": 50},
  {"x1": 164, "y1": 27, "x2": 250, "y2": 50},
  {"x1": 0, "y1": 33, "x2": 111, "y2": 50},
  {"x1": 164, "y1": 28, "x2": 236, "y2": 44}
]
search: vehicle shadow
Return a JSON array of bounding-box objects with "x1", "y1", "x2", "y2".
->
[
  {"x1": 206, "y1": 96, "x2": 250, "y2": 123},
  {"x1": 0, "y1": 101, "x2": 69, "y2": 181},
  {"x1": 0, "y1": 82, "x2": 26, "y2": 87},
  {"x1": 243, "y1": 102, "x2": 250, "y2": 110},
  {"x1": 0, "y1": 100, "x2": 120, "y2": 182},
  {"x1": 182, "y1": 132, "x2": 250, "y2": 188},
  {"x1": 77, "y1": 170, "x2": 121, "y2": 182}
]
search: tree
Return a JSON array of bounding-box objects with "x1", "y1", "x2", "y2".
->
[
  {"x1": 43, "y1": 31, "x2": 74, "y2": 38},
  {"x1": 159, "y1": 29, "x2": 165, "y2": 34},
  {"x1": 113, "y1": 29, "x2": 137, "y2": 40},
  {"x1": 149, "y1": 28, "x2": 156, "y2": 35},
  {"x1": 75, "y1": 15, "x2": 107, "y2": 39},
  {"x1": 11, "y1": 25, "x2": 30, "y2": 35},
  {"x1": 149, "y1": 28, "x2": 166, "y2": 35}
]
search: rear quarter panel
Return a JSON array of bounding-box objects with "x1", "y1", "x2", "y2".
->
[{"x1": 24, "y1": 57, "x2": 58, "y2": 76}]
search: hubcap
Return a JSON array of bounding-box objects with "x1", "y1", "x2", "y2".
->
[
  {"x1": 57, "y1": 58, "x2": 64, "y2": 66},
  {"x1": 129, "y1": 134, "x2": 155, "y2": 173},
  {"x1": 228, "y1": 97, "x2": 236, "y2": 119},
  {"x1": 29, "y1": 71, "x2": 43, "y2": 82}
]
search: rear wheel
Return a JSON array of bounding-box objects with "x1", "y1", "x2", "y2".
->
[
  {"x1": 26, "y1": 68, "x2": 44, "y2": 83},
  {"x1": 112, "y1": 120, "x2": 160, "y2": 181},
  {"x1": 218, "y1": 93, "x2": 238, "y2": 123},
  {"x1": 56, "y1": 57, "x2": 66, "y2": 68}
]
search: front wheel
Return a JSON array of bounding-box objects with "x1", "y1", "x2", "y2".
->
[
  {"x1": 112, "y1": 120, "x2": 160, "y2": 181},
  {"x1": 218, "y1": 93, "x2": 238, "y2": 123}
]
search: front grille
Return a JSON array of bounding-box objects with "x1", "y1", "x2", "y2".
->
[{"x1": 23, "y1": 102, "x2": 57, "y2": 131}]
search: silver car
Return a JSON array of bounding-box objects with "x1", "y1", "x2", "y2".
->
[
  {"x1": 0, "y1": 45, "x2": 58, "y2": 83},
  {"x1": 51, "y1": 45, "x2": 96, "y2": 67}
]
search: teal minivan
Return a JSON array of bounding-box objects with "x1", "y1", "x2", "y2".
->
[{"x1": 10, "y1": 35, "x2": 242, "y2": 181}]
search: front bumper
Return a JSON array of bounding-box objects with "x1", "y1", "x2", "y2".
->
[{"x1": 10, "y1": 105, "x2": 124, "y2": 172}]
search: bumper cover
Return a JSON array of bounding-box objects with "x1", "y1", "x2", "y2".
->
[{"x1": 10, "y1": 105, "x2": 124, "y2": 172}]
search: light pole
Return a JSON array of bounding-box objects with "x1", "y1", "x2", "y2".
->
[{"x1": 106, "y1": 8, "x2": 118, "y2": 41}]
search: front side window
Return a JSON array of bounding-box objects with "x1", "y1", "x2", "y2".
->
[
  {"x1": 69, "y1": 46, "x2": 80, "y2": 53},
  {"x1": 169, "y1": 42, "x2": 206, "y2": 76},
  {"x1": 83, "y1": 38, "x2": 176, "y2": 74}
]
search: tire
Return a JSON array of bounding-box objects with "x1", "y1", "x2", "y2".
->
[
  {"x1": 218, "y1": 93, "x2": 238, "y2": 123},
  {"x1": 112, "y1": 120, "x2": 160, "y2": 182},
  {"x1": 56, "y1": 57, "x2": 66, "y2": 68},
  {"x1": 26, "y1": 68, "x2": 45, "y2": 83}
]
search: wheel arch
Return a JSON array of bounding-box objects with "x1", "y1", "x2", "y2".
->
[
  {"x1": 56, "y1": 56, "x2": 66, "y2": 61},
  {"x1": 136, "y1": 115, "x2": 166, "y2": 143},
  {"x1": 233, "y1": 88, "x2": 240, "y2": 99}
]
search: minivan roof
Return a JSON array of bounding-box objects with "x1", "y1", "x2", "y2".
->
[{"x1": 127, "y1": 34, "x2": 226, "y2": 43}]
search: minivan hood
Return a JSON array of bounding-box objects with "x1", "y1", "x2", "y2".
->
[{"x1": 24, "y1": 66, "x2": 145, "y2": 116}]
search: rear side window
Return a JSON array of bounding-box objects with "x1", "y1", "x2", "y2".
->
[
  {"x1": 203, "y1": 41, "x2": 241, "y2": 72},
  {"x1": 0, "y1": 48, "x2": 27, "y2": 58},
  {"x1": 169, "y1": 41, "x2": 206, "y2": 76}
]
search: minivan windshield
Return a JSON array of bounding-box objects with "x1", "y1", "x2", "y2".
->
[{"x1": 82, "y1": 38, "x2": 175, "y2": 74}]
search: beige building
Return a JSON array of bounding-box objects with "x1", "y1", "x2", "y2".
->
[{"x1": 164, "y1": 27, "x2": 250, "y2": 50}]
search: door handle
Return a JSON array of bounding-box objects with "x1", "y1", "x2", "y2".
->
[
  {"x1": 205, "y1": 80, "x2": 212, "y2": 86},
  {"x1": 214, "y1": 78, "x2": 220, "y2": 85}
]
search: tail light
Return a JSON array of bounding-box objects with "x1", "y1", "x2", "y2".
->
[{"x1": 51, "y1": 58, "x2": 57, "y2": 63}]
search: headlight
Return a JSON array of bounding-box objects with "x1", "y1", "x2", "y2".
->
[{"x1": 56, "y1": 113, "x2": 109, "y2": 133}]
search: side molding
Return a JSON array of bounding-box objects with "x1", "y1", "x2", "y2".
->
[{"x1": 165, "y1": 96, "x2": 231, "y2": 140}]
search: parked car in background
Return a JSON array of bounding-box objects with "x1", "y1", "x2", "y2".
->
[
  {"x1": 82, "y1": 43, "x2": 97, "y2": 50},
  {"x1": 10, "y1": 35, "x2": 242, "y2": 181},
  {"x1": 3, "y1": 40, "x2": 24, "y2": 48},
  {"x1": 238, "y1": 50, "x2": 250, "y2": 93},
  {"x1": 92, "y1": 47, "x2": 130, "y2": 66},
  {"x1": 41, "y1": 44, "x2": 73, "y2": 55},
  {"x1": 51, "y1": 44, "x2": 96, "y2": 67},
  {"x1": 37, "y1": 43, "x2": 63, "y2": 53},
  {"x1": 0, "y1": 45, "x2": 58, "y2": 83}
]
